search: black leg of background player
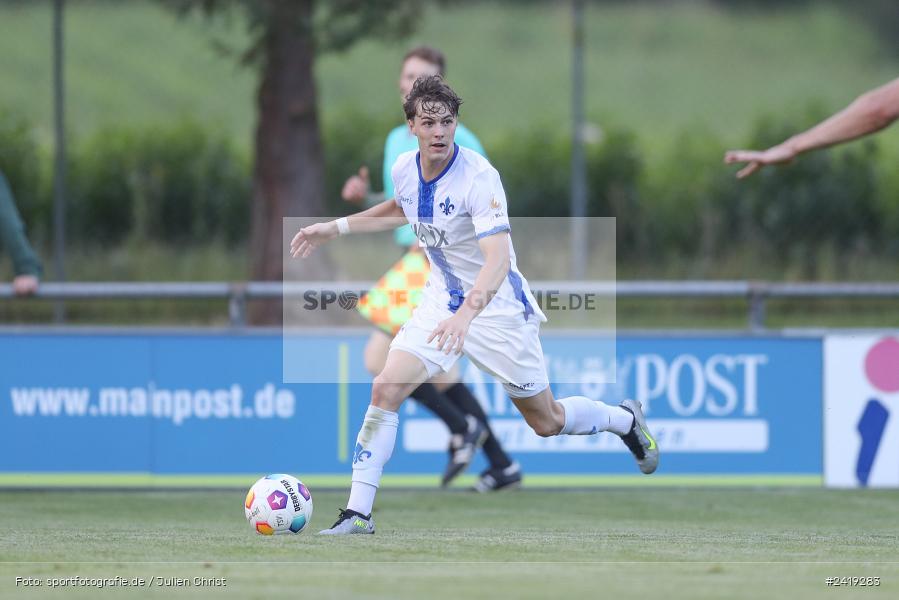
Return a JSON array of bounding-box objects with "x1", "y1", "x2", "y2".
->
[{"x1": 409, "y1": 382, "x2": 468, "y2": 435}]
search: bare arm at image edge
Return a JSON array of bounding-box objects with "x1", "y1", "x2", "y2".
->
[{"x1": 725, "y1": 77, "x2": 899, "y2": 178}]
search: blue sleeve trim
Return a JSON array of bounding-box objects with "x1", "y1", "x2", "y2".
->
[{"x1": 476, "y1": 225, "x2": 511, "y2": 239}]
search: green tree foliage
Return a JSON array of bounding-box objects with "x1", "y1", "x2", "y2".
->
[
  {"x1": 729, "y1": 114, "x2": 882, "y2": 277},
  {"x1": 68, "y1": 120, "x2": 250, "y2": 246},
  {"x1": 161, "y1": 0, "x2": 424, "y2": 59},
  {"x1": 158, "y1": 0, "x2": 425, "y2": 322},
  {"x1": 321, "y1": 111, "x2": 397, "y2": 216},
  {"x1": 1, "y1": 105, "x2": 895, "y2": 279}
]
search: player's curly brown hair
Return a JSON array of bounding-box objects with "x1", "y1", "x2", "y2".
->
[{"x1": 403, "y1": 75, "x2": 463, "y2": 121}]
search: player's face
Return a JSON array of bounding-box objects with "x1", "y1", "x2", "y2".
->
[
  {"x1": 399, "y1": 57, "x2": 441, "y2": 102},
  {"x1": 408, "y1": 101, "x2": 457, "y2": 166}
]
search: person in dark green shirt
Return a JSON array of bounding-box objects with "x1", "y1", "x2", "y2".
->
[
  {"x1": 341, "y1": 46, "x2": 521, "y2": 491},
  {"x1": 0, "y1": 171, "x2": 41, "y2": 295}
]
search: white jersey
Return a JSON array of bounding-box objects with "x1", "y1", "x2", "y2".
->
[{"x1": 391, "y1": 144, "x2": 546, "y2": 326}]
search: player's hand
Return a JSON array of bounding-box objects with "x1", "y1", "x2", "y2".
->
[
  {"x1": 290, "y1": 222, "x2": 339, "y2": 259},
  {"x1": 12, "y1": 274, "x2": 39, "y2": 296},
  {"x1": 428, "y1": 313, "x2": 472, "y2": 356},
  {"x1": 724, "y1": 143, "x2": 797, "y2": 179},
  {"x1": 341, "y1": 166, "x2": 370, "y2": 204}
]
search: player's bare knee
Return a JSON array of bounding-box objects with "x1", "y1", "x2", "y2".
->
[{"x1": 371, "y1": 376, "x2": 404, "y2": 411}]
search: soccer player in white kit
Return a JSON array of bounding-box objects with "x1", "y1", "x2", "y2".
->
[{"x1": 291, "y1": 76, "x2": 659, "y2": 535}]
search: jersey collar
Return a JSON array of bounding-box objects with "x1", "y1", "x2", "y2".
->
[{"x1": 416, "y1": 143, "x2": 459, "y2": 186}]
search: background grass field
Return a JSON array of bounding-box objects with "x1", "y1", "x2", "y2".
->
[
  {"x1": 2, "y1": 0, "x2": 898, "y2": 157},
  {"x1": 2, "y1": 487, "x2": 898, "y2": 598}
]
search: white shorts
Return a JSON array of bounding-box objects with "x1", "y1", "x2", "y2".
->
[{"x1": 390, "y1": 301, "x2": 549, "y2": 398}]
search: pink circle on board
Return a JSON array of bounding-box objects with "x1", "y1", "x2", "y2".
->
[{"x1": 864, "y1": 337, "x2": 899, "y2": 393}]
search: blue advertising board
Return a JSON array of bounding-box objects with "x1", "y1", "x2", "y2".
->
[{"x1": 0, "y1": 331, "x2": 822, "y2": 476}]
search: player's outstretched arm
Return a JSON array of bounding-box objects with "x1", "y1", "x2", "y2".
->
[
  {"x1": 725, "y1": 76, "x2": 899, "y2": 179},
  {"x1": 428, "y1": 232, "x2": 511, "y2": 355},
  {"x1": 289, "y1": 200, "x2": 407, "y2": 259}
]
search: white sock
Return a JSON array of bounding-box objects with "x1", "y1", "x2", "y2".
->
[
  {"x1": 347, "y1": 482, "x2": 376, "y2": 516},
  {"x1": 558, "y1": 396, "x2": 634, "y2": 436},
  {"x1": 346, "y1": 405, "x2": 399, "y2": 515}
]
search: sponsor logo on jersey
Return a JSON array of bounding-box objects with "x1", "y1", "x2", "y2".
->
[{"x1": 412, "y1": 223, "x2": 450, "y2": 247}]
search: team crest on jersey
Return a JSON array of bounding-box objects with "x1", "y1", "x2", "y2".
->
[
  {"x1": 412, "y1": 222, "x2": 450, "y2": 247},
  {"x1": 439, "y1": 197, "x2": 455, "y2": 216},
  {"x1": 490, "y1": 196, "x2": 500, "y2": 209}
]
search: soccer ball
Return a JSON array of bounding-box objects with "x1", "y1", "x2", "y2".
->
[{"x1": 244, "y1": 474, "x2": 313, "y2": 535}]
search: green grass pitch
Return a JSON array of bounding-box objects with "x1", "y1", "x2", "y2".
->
[{"x1": 2, "y1": 487, "x2": 898, "y2": 598}]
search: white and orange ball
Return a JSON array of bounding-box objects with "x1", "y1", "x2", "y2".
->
[{"x1": 244, "y1": 474, "x2": 313, "y2": 535}]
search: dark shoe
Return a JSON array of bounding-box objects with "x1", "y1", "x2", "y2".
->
[
  {"x1": 441, "y1": 416, "x2": 488, "y2": 487},
  {"x1": 473, "y1": 462, "x2": 523, "y2": 492}
]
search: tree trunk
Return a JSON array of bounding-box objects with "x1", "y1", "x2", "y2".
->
[{"x1": 249, "y1": 0, "x2": 324, "y2": 325}]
